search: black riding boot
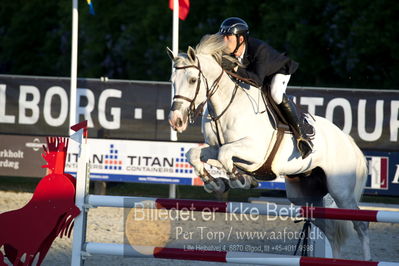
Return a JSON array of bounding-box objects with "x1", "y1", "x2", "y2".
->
[{"x1": 278, "y1": 94, "x2": 314, "y2": 159}]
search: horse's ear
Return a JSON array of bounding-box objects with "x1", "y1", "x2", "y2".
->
[
  {"x1": 187, "y1": 46, "x2": 196, "y2": 62},
  {"x1": 166, "y1": 47, "x2": 175, "y2": 61}
]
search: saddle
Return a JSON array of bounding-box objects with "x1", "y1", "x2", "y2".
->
[{"x1": 226, "y1": 71, "x2": 313, "y2": 181}]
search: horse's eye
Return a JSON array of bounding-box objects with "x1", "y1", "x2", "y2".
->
[{"x1": 189, "y1": 77, "x2": 197, "y2": 85}]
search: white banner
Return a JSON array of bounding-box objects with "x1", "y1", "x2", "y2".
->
[{"x1": 65, "y1": 138, "x2": 285, "y2": 189}]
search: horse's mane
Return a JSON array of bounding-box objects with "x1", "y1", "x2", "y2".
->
[
  {"x1": 195, "y1": 34, "x2": 227, "y2": 64},
  {"x1": 174, "y1": 34, "x2": 227, "y2": 67},
  {"x1": 174, "y1": 33, "x2": 241, "y2": 67}
]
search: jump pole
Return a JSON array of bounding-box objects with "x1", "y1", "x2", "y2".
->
[
  {"x1": 83, "y1": 242, "x2": 399, "y2": 266},
  {"x1": 86, "y1": 195, "x2": 399, "y2": 224}
]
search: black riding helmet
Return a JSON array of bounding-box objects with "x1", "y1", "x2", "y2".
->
[
  {"x1": 219, "y1": 17, "x2": 249, "y2": 36},
  {"x1": 219, "y1": 17, "x2": 249, "y2": 55}
]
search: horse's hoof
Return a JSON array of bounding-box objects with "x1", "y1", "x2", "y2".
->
[
  {"x1": 229, "y1": 175, "x2": 252, "y2": 189},
  {"x1": 215, "y1": 178, "x2": 230, "y2": 193},
  {"x1": 250, "y1": 177, "x2": 259, "y2": 188},
  {"x1": 203, "y1": 178, "x2": 229, "y2": 193},
  {"x1": 203, "y1": 183, "x2": 214, "y2": 193}
]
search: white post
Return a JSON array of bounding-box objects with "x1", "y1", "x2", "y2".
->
[
  {"x1": 169, "y1": 0, "x2": 180, "y2": 198},
  {"x1": 170, "y1": 0, "x2": 179, "y2": 143},
  {"x1": 71, "y1": 138, "x2": 91, "y2": 266},
  {"x1": 69, "y1": 0, "x2": 78, "y2": 136}
]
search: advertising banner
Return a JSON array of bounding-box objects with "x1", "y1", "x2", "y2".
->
[
  {"x1": 364, "y1": 151, "x2": 399, "y2": 196},
  {"x1": 64, "y1": 138, "x2": 285, "y2": 188},
  {"x1": 0, "y1": 75, "x2": 398, "y2": 150},
  {"x1": 0, "y1": 75, "x2": 200, "y2": 142},
  {"x1": 291, "y1": 87, "x2": 399, "y2": 151},
  {"x1": 1, "y1": 134, "x2": 398, "y2": 196},
  {"x1": 0, "y1": 135, "x2": 47, "y2": 178}
]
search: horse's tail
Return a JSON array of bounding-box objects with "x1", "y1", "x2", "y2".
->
[{"x1": 322, "y1": 194, "x2": 353, "y2": 254}]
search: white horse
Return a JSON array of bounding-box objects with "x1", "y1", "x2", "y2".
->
[{"x1": 167, "y1": 34, "x2": 370, "y2": 260}]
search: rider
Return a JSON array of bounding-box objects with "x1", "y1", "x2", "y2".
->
[{"x1": 219, "y1": 17, "x2": 313, "y2": 159}]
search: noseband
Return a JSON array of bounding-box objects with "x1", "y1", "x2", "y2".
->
[{"x1": 172, "y1": 58, "x2": 224, "y2": 124}]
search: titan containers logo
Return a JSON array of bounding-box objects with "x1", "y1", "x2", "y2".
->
[
  {"x1": 66, "y1": 143, "x2": 123, "y2": 171},
  {"x1": 124, "y1": 146, "x2": 193, "y2": 175},
  {"x1": 104, "y1": 144, "x2": 122, "y2": 170},
  {"x1": 174, "y1": 147, "x2": 193, "y2": 174}
]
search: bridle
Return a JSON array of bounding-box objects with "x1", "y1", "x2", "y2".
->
[{"x1": 171, "y1": 57, "x2": 238, "y2": 124}]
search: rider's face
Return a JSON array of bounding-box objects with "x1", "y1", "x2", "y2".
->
[
  {"x1": 223, "y1": 35, "x2": 244, "y2": 56},
  {"x1": 223, "y1": 35, "x2": 237, "y2": 54}
]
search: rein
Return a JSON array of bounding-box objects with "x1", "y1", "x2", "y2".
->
[
  {"x1": 172, "y1": 58, "x2": 237, "y2": 124},
  {"x1": 224, "y1": 70, "x2": 259, "y2": 87}
]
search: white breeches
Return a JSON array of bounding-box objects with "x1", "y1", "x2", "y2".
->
[{"x1": 270, "y1": 73, "x2": 291, "y2": 104}]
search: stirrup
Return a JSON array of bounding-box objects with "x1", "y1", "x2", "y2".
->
[{"x1": 297, "y1": 138, "x2": 313, "y2": 159}]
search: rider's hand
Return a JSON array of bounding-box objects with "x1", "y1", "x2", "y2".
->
[{"x1": 221, "y1": 55, "x2": 238, "y2": 72}]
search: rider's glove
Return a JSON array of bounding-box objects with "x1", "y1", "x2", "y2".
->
[{"x1": 221, "y1": 55, "x2": 238, "y2": 72}]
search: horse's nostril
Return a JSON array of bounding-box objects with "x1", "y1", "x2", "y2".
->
[{"x1": 176, "y1": 118, "x2": 183, "y2": 127}]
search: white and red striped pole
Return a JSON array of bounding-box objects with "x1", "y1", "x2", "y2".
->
[
  {"x1": 84, "y1": 243, "x2": 399, "y2": 266},
  {"x1": 300, "y1": 206, "x2": 399, "y2": 223},
  {"x1": 86, "y1": 195, "x2": 399, "y2": 224}
]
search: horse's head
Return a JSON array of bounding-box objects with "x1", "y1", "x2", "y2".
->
[
  {"x1": 167, "y1": 47, "x2": 208, "y2": 132},
  {"x1": 167, "y1": 34, "x2": 227, "y2": 133}
]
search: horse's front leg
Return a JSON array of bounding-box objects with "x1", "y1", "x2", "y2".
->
[
  {"x1": 186, "y1": 144, "x2": 229, "y2": 193},
  {"x1": 217, "y1": 138, "x2": 260, "y2": 189}
]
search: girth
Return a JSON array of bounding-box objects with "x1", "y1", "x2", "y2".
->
[{"x1": 250, "y1": 86, "x2": 290, "y2": 181}]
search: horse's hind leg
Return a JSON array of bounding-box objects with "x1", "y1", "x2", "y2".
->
[
  {"x1": 328, "y1": 176, "x2": 371, "y2": 260},
  {"x1": 336, "y1": 201, "x2": 370, "y2": 260},
  {"x1": 285, "y1": 174, "x2": 346, "y2": 258},
  {"x1": 352, "y1": 220, "x2": 370, "y2": 260},
  {"x1": 332, "y1": 195, "x2": 370, "y2": 260}
]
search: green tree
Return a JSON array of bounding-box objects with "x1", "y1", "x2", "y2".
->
[
  {"x1": 0, "y1": 0, "x2": 71, "y2": 76},
  {"x1": 0, "y1": 0, "x2": 398, "y2": 89}
]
